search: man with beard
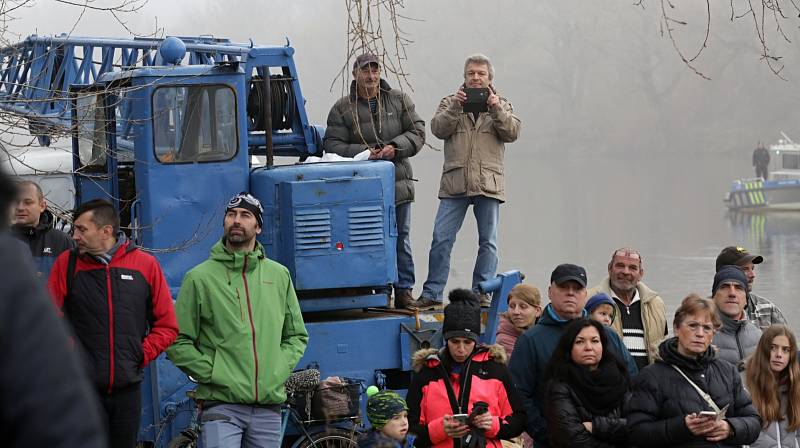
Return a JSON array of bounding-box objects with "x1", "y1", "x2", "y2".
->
[
  {"x1": 168, "y1": 192, "x2": 308, "y2": 448},
  {"x1": 12, "y1": 180, "x2": 74, "y2": 278},
  {"x1": 48, "y1": 199, "x2": 178, "y2": 448},
  {"x1": 587, "y1": 247, "x2": 667, "y2": 370}
]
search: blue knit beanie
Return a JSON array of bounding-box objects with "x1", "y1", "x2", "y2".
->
[{"x1": 584, "y1": 292, "x2": 616, "y2": 318}]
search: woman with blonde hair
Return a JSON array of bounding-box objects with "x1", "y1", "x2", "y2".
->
[
  {"x1": 496, "y1": 283, "x2": 542, "y2": 358},
  {"x1": 745, "y1": 325, "x2": 800, "y2": 448}
]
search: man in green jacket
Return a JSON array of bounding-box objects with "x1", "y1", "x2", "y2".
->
[
  {"x1": 324, "y1": 53, "x2": 426, "y2": 310},
  {"x1": 167, "y1": 192, "x2": 308, "y2": 447}
]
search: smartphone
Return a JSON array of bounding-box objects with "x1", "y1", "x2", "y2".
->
[
  {"x1": 452, "y1": 413, "x2": 469, "y2": 425},
  {"x1": 698, "y1": 411, "x2": 718, "y2": 419},
  {"x1": 463, "y1": 88, "x2": 489, "y2": 113}
]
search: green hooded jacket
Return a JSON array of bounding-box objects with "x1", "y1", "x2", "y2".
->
[{"x1": 167, "y1": 240, "x2": 308, "y2": 405}]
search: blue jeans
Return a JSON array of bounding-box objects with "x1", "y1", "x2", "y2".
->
[
  {"x1": 201, "y1": 403, "x2": 282, "y2": 448},
  {"x1": 421, "y1": 196, "x2": 500, "y2": 301},
  {"x1": 395, "y1": 202, "x2": 415, "y2": 291}
]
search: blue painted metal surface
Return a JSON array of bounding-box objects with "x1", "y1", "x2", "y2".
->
[
  {"x1": 251, "y1": 161, "x2": 397, "y2": 295},
  {"x1": 0, "y1": 33, "x2": 521, "y2": 447}
]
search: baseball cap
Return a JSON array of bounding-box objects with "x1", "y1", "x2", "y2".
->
[
  {"x1": 715, "y1": 246, "x2": 763, "y2": 271},
  {"x1": 353, "y1": 53, "x2": 380, "y2": 70},
  {"x1": 550, "y1": 263, "x2": 587, "y2": 288}
]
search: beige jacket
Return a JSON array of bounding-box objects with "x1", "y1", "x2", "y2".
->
[
  {"x1": 430, "y1": 88, "x2": 521, "y2": 202},
  {"x1": 587, "y1": 278, "x2": 667, "y2": 364}
]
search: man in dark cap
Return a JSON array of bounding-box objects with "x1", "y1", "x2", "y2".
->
[
  {"x1": 508, "y1": 263, "x2": 637, "y2": 448},
  {"x1": 711, "y1": 265, "x2": 762, "y2": 371},
  {"x1": 323, "y1": 53, "x2": 426, "y2": 310},
  {"x1": 168, "y1": 192, "x2": 308, "y2": 448},
  {"x1": 715, "y1": 245, "x2": 786, "y2": 330}
]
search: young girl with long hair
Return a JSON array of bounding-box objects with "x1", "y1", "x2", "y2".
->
[{"x1": 745, "y1": 325, "x2": 800, "y2": 448}]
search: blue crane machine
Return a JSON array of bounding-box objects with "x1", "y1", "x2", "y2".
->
[{"x1": 0, "y1": 34, "x2": 521, "y2": 446}]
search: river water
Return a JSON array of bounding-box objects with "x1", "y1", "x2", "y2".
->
[{"x1": 406, "y1": 148, "x2": 800, "y2": 329}]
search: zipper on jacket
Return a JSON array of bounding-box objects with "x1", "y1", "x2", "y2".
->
[
  {"x1": 106, "y1": 265, "x2": 115, "y2": 394},
  {"x1": 241, "y1": 257, "x2": 260, "y2": 402},
  {"x1": 735, "y1": 323, "x2": 744, "y2": 361}
]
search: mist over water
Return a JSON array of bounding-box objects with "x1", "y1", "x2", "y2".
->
[{"x1": 409, "y1": 148, "x2": 800, "y2": 329}]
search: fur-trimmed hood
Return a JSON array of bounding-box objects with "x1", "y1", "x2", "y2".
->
[{"x1": 411, "y1": 343, "x2": 507, "y2": 372}]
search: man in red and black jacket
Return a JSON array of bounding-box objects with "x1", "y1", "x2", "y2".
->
[{"x1": 48, "y1": 199, "x2": 178, "y2": 448}]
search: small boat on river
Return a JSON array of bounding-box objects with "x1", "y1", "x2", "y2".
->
[{"x1": 725, "y1": 133, "x2": 800, "y2": 210}]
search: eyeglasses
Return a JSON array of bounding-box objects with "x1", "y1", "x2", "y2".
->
[
  {"x1": 227, "y1": 192, "x2": 263, "y2": 213},
  {"x1": 684, "y1": 321, "x2": 715, "y2": 334}
]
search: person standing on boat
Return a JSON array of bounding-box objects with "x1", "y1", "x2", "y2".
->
[
  {"x1": 167, "y1": 192, "x2": 308, "y2": 448},
  {"x1": 414, "y1": 53, "x2": 521, "y2": 310},
  {"x1": 710, "y1": 265, "x2": 762, "y2": 373},
  {"x1": 323, "y1": 53, "x2": 426, "y2": 311},
  {"x1": 753, "y1": 142, "x2": 770, "y2": 180},
  {"x1": 587, "y1": 247, "x2": 667, "y2": 371},
  {"x1": 715, "y1": 246, "x2": 787, "y2": 330}
]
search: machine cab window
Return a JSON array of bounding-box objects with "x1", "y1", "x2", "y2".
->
[
  {"x1": 782, "y1": 152, "x2": 799, "y2": 170},
  {"x1": 75, "y1": 93, "x2": 108, "y2": 169},
  {"x1": 152, "y1": 85, "x2": 238, "y2": 163}
]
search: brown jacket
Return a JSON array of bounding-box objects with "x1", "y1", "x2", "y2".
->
[
  {"x1": 587, "y1": 278, "x2": 667, "y2": 365},
  {"x1": 430, "y1": 87, "x2": 521, "y2": 202}
]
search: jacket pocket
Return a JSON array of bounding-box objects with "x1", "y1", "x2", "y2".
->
[
  {"x1": 480, "y1": 163, "x2": 504, "y2": 195},
  {"x1": 440, "y1": 165, "x2": 467, "y2": 196}
]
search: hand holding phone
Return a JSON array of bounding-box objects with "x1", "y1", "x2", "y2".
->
[
  {"x1": 452, "y1": 413, "x2": 469, "y2": 425},
  {"x1": 463, "y1": 88, "x2": 489, "y2": 113}
]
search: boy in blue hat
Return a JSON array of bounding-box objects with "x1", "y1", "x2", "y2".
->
[
  {"x1": 358, "y1": 389, "x2": 415, "y2": 448},
  {"x1": 585, "y1": 292, "x2": 616, "y2": 327}
]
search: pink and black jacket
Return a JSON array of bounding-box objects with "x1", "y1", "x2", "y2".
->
[{"x1": 406, "y1": 344, "x2": 526, "y2": 448}]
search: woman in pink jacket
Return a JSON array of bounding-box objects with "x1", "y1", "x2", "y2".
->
[{"x1": 496, "y1": 284, "x2": 542, "y2": 358}]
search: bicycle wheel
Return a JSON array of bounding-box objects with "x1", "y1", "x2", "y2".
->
[{"x1": 296, "y1": 428, "x2": 358, "y2": 448}]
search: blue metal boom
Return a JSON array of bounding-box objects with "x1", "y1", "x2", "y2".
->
[{"x1": 0, "y1": 34, "x2": 321, "y2": 154}]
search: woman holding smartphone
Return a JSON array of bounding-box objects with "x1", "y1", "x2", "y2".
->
[
  {"x1": 406, "y1": 289, "x2": 526, "y2": 447},
  {"x1": 626, "y1": 294, "x2": 761, "y2": 447},
  {"x1": 544, "y1": 318, "x2": 631, "y2": 447},
  {"x1": 745, "y1": 325, "x2": 800, "y2": 448}
]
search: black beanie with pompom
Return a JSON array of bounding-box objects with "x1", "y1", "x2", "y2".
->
[{"x1": 442, "y1": 288, "x2": 481, "y2": 342}]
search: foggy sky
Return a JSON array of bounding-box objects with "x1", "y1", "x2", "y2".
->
[{"x1": 10, "y1": 0, "x2": 800, "y2": 156}]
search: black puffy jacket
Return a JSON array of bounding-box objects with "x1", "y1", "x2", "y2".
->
[
  {"x1": 626, "y1": 338, "x2": 762, "y2": 447},
  {"x1": 11, "y1": 209, "x2": 74, "y2": 278},
  {"x1": 545, "y1": 381, "x2": 628, "y2": 448}
]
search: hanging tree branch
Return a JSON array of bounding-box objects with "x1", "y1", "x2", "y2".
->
[{"x1": 638, "y1": 0, "x2": 800, "y2": 79}]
